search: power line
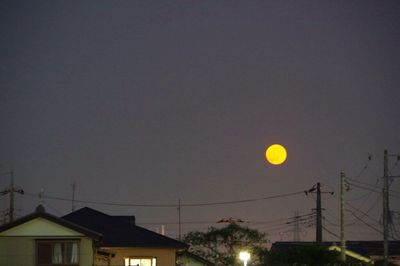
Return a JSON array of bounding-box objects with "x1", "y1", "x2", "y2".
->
[
  {"x1": 350, "y1": 155, "x2": 371, "y2": 182},
  {"x1": 346, "y1": 202, "x2": 380, "y2": 225},
  {"x1": 346, "y1": 176, "x2": 380, "y2": 204},
  {"x1": 181, "y1": 191, "x2": 305, "y2": 207},
  {"x1": 345, "y1": 194, "x2": 380, "y2": 226},
  {"x1": 347, "y1": 178, "x2": 400, "y2": 195},
  {"x1": 347, "y1": 182, "x2": 400, "y2": 199},
  {"x1": 322, "y1": 225, "x2": 340, "y2": 239},
  {"x1": 139, "y1": 214, "x2": 314, "y2": 226},
  {"x1": 346, "y1": 209, "x2": 383, "y2": 235},
  {"x1": 139, "y1": 220, "x2": 218, "y2": 225},
  {"x1": 23, "y1": 190, "x2": 305, "y2": 208}
]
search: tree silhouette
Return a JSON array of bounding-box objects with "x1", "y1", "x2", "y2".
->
[{"x1": 183, "y1": 223, "x2": 268, "y2": 266}]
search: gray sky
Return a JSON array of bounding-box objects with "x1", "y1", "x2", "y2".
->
[{"x1": 1, "y1": 1, "x2": 400, "y2": 242}]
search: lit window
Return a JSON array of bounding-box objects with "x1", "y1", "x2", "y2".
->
[
  {"x1": 37, "y1": 240, "x2": 79, "y2": 266},
  {"x1": 124, "y1": 257, "x2": 157, "y2": 266}
]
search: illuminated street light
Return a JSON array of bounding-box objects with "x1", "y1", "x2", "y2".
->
[{"x1": 239, "y1": 251, "x2": 250, "y2": 266}]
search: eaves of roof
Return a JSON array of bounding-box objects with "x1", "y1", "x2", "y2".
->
[{"x1": 0, "y1": 205, "x2": 102, "y2": 241}]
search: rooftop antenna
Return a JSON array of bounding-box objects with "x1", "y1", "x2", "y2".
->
[
  {"x1": 39, "y1": 188, "x2": 44, "y2": 205},
  {"x1": 71, "y1": 181, "x2": 76, "y2": 212}
]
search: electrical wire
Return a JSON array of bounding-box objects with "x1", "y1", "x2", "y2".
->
[
  {"x1": 137, "y1": 212, "x2": 316, "y2": 239},
  {"x1": 322, "y1": 225, "x2": 340, "y2": 239},
  {"x1": 345, "y1": 209, "x2": 383, "y2": 235},
  {"x1": 346, "y1": 195, "x2": 380, "y2": 226},
  {"x1": 139, "y1": 215, "x2": 312, "y2": 226},
  {"x1": 23, "y1": 190, "x2": 305, "y2": 208},
  {"x1": 346, "y1": 182, "x2": 400, "y2": 199},
  {"x1": 348, "y1": 178, "x2": 400, "y2": 195},
  {"x1": 138, "y1": 220, "x2": 217, "y2": 225},
  {"x1": 351, "y1": 157, "x2": 371, "y2": 182},
  {"x1": 346, "y1": 202, "x2": 380, "y2": 225},
  {"x1": 389, "y1": 223, "x2": 400, "y2": 240},
  {"x1": 42, "y1": 201, "x2": 64, "y2": 216},
  {"x1": 389, "y1": 157, "x2": 399, "y2": 174},
  {"x1": 346, "y1": 176, "x2": 380, "y2": 204}
]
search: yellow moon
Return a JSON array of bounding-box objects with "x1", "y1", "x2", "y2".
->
[{"x1": 265, "y1": 144, "x2": 287, "y2": 165}]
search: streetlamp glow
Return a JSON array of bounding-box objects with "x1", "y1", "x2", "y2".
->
[{"x1": 239, "y1": 251, "x2": 250, "y2": 266}]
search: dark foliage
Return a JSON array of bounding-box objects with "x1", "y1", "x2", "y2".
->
[{"x1": 183, "y1": 223, "x2": 268, "y2": 266}]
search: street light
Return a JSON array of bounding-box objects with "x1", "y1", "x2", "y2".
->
[{"x1": 239, "y1": 251, "x2": 250, "y2": 266}]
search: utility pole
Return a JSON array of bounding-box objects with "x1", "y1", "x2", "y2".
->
[
  {"x1": 178, "y1": 199, "x2": 181, "y2": 240},
  {"x1": 305, "y1": 182, "x2": 333, "y2": 245},
  {"x1": 0, "y1": 171, "x2": 24, "y2": 223},
  {"x1": 293, "y1": 211, "x2": 300, "y2": 241},
  {"x1": 9, "y1": 171, "x2": 15, "y2": 222},
  {"x1": 383, "y1": 150, "x2": 389, "y2": 266},
  {"x1": 286, "y1": 211, "x2": 305, "y2": 241},
  {"x1": 316, "y1": 182, "x2": 322, "y2": 244},
  {"x1": 382, "y1": 150, "x2": 400, "y2": 266},
  {"x1": 340, "y1": 171, "x2": 346, "y2": 263}
]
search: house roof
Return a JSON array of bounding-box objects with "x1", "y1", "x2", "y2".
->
[
  {"x1": 0, "y1": 205, "x2": 102, "y2": 241},
  {"x1": 62, "y1": 207, "x2": 188, "y2": 249},
  {"x1": 271, "y1": 241, "x2": 400, "y2": 257}
]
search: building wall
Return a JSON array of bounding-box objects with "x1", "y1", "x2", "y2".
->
[
  {"x1": 100, "y1": 247, "x2": 177, "y2": 266},
  {"x1": 0, "y1": 236, "x2": 34, "y2": 266},
  {"x1": 0, "y1": 218, "x2": 94, "y2": 266},
  {"x1": 0, "y1": 236, "x2": 93, "y2": 266}
]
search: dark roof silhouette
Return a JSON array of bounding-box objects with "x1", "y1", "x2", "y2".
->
[
  {"x1": 62, "y1": 207, "x2": 188, "y2": 249},
  {"x1": 0, "y1": 205, "x2": 102, "y2": 241},
  {"x1": 271, "y1": 241, "x2": 400, "y2": 257}
]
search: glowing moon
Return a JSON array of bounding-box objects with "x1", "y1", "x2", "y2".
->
[{"x1": 265, "y1": 144, "x2": 287, "y2": 165}]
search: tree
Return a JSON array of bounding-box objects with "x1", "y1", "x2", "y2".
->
[{"x1": 183, "y1": 223, "x2": 268, "y2": 266}]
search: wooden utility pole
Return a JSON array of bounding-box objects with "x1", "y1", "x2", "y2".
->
[
  {"x1": 0, "y1": 171, "x2": 24, "y2": 223},
  {"x1": 316, "y1": 182, "x2": 322, "y2": 244},
  {"x1": 178, "y1": 199, "x2": 181, "y2": 240},
  {"x1": 383, "y1": 150, "x2": 389, "y2": 266},
  {"x1": 381, "y1": 150, "x2": 400, "y2": 266},
  {"x1": 293, "y1": 211, "x2": 300, "y2": 241},
  {"x1": 340, "y1": 171, "x2": 346, "y2": 262},
  {"x1": 9, "y1": 171, "x2": 15, "y2": 222}
]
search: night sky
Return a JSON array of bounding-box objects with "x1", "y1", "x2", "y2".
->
[{"x1": 1, "y1": 1, "x2": 400, "y2": 243}]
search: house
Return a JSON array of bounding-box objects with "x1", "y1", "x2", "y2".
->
[
  {"x1": 0, "y1": 205, "x2": 102, "y2": 266},
  {"x1": 0, "y1": 205, "x2": 188, "y2": 266},
  {"x1": 271, "y1": 241, "x2": 400, "y2": 265},
  {"x1": 62, "y1": 207, "x2": 188, "y2": 266}
]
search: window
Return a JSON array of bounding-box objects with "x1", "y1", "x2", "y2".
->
[
  {"x1": 37, "y1": 240, "x2": 79, "y2": 266},
  {"x1": 124, "y1": 257, "x2": 157, "y2": 266}
]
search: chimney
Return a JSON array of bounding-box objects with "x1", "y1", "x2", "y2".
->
[{"x1": 161, "y1": 225, "x2": 165, "y2": 235}]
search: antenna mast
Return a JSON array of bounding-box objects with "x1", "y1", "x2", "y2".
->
[{"x1": 71, "y1": 181, "x2": 76, "y2": 212}]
